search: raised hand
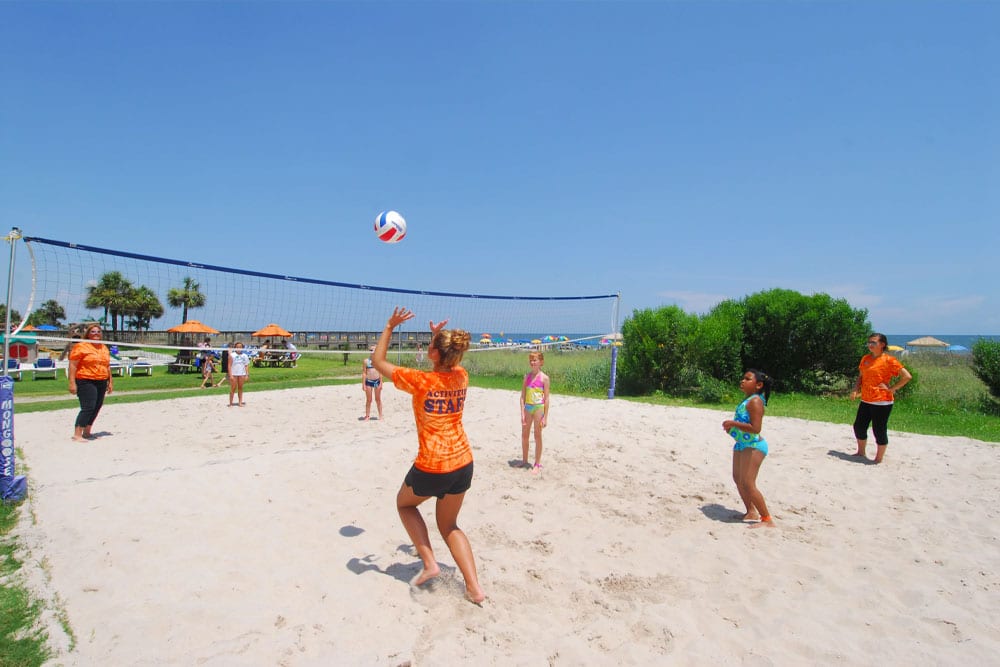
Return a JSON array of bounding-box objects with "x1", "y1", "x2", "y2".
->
[
  {"x1": 429, "y1": 319, "x2": 449, "y2": 337},
  {"x1": 388, "y1": 307, "x2": 416, "y2": 328}
]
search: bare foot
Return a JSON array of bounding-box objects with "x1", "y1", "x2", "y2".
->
[
  {"x1": 741, "y1": 512, "x2": 760, "y2": 522},
  {"x1": 465, "y1": 588, "x2": 486, "y2": 605},
  {"x1": 412, "y1": 564, "x2": 441, "y2": 587},
  {"x1": 70, "y1": 436, "x2": 88, "y2": 442},
  {"x1": 750, "y1": 518, "x2": 776, "y2": 529}
]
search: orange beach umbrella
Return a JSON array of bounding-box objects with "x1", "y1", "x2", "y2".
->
[
  {"x1": 167, "y1": 320, "x2": 220, "y2": 334},
  {"x1": 252, "y1": 323, "x2": 293, "y2": 338}
]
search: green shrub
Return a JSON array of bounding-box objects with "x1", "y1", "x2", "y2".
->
[
  {"x1": 694, "y1": 371, "x2": 733, "y2": 404},
  {"x1": 691, "y1": 300, "x2": 743, "y2": 383},
  {"x1": 972, "y1": 339, "x2": 1000, "y2": 399},
  {"x1": 618, "y1": 306, "x2": 698, "y2": 395},
  {"x1": 740, "y1": 289, "x2": 869, "y2": 393}
]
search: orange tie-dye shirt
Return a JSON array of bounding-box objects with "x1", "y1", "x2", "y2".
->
[
  {"x1": 858, "y1": 353, "x2": 904, "y2": 403},
  {"x1": 392, "y1": 366, "x2": 473, "y2": 473}
]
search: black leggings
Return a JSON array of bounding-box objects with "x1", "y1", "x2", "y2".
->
[
  {"x1": 853, "y1": 402, "x2": 893, "y2": 445},
  {"x1": 75, "y1": 378, "x2": 109, "y2": 428}
]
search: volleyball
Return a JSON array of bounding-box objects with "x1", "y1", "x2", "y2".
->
[{"x1": 374, "y1": 210, "x2": 407, "y2": 244}]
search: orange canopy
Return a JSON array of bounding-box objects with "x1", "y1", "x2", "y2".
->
[
  {"x1": 167, "y1": 320, "x2": 220, "y2": 334},
  {"x1": 252, "y1": 323, "x2": 292, "y2": 338}
]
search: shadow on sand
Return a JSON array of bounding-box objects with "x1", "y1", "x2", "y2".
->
[
  {"x1": 699, "y1": 503, "x2": 749, "y2": 523},
  {"x1": 827, "y1": 449, "x2": 877, "y2": 465}
]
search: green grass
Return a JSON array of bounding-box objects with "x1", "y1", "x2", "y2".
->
[
  {"x1": 2, "y1": 348, "x2": 997, "y2": 664},
  {"x1": 461, "y1": 348, "x2": 1000, "y2": 443},
  {"x1": 622, "y1": 354, "x2": 1000, "y2": 443},
  {"x1": 11, "y1": 348, "x2": 1000, "y2": 438},
  {"x1": 12, "y1": 352, "x2": 361, "y2": 413},
  {"x1": 1, "y1": 497, "x2": 51, "y2": 667}
]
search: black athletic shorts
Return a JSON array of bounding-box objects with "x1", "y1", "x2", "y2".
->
[{"x1": 404, "y1": 461, "x2": 474, "y2": 499}]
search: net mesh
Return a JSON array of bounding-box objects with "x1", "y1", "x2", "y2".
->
[{"x1": 17, "y1": 236, "x2": 620, "y2": 356}]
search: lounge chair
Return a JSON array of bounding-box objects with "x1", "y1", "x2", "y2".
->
[
  {"x1": 109, "y1": 360, "x2": 126, "y2": 377},
  {"x1": 5, "y1": 358, "x2": 22, "y2": 381},
  {"x1": 32, "y1": 357, "x2": 58, "y2": 380},
  {"x1": 130, "y1": 361, "x2": 153, "y2": 376}
]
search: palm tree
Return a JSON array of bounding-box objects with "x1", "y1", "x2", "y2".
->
[
  {"x1": 0, "y1": 305, "x2": 23, "y2": 329},
  {"x1": 85, "y1": 271, "x2": 134, "y2": 337},
  {"x1": 126, "y1": 286, "x2": 164, "y2": 335},
  {"x1": 27, "y1": 299, "x2": 66, "y2": 327},
  {"x1": 167, "y1": 277, "x2": 206, "y2": 324}
]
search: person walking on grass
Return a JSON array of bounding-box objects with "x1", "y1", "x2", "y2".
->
[
  {"x1": 850, "y1": 333, "x2": 912, "y2": 464},
  {"x1": 723, "y1": 369, "x2": 775, "y2": 528},
  {"x1": 519, "y1": 351, "x2": 550, "y2": 474},
  {"x1": 371, "y1": 307, "x2": 486, "y2": 605},
  {"x1": 199, "y1": 355, "x2": 216, "y2": 389},
  {"x1": 227, "y1": 342, "x2": 251, "y2": 406}
]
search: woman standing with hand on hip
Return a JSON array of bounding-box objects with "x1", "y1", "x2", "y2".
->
[
  {"x1": 851, "y1": 333, "x2": 912, "y2": 464},
  {"x1": 67, "y1": 323, "x2": 113, "y2": 442},
  {"x1": 371, "y1": 307, "x2": 485, "y2": 605}
]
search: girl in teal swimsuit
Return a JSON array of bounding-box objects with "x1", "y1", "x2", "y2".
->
[{"x1": 722, "y1": 369, "x2": 774, "y2": 526}]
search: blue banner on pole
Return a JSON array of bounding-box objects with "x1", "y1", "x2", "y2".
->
[
  {"x1": 607, "y1": 346, "x2": 619, "y2": 399},
  {"x1": 1, "y1": 375, "x2": 27, "y2": 502}
]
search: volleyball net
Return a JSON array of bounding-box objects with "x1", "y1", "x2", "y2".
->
[{"x1": 11, "y1": 236, "x2": 620, "y2": 358}]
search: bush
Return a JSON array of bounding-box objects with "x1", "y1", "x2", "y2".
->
[
  {"x1": 690, "y1": 300, "x2": 743, "y2": 383},
  {"x1": 972, "y1": 339, "x2": 1000, "y2": 399},
  {"x1": 694, "y1": 371, "x2": 733, "y2": 404},
  {"x1": 618, "y1": 306, "x2": 699, "y2": 395},
  {"x1": 740, "y1": 289, "x2": 869, "y2": 393}
]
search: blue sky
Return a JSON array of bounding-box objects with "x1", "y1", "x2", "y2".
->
[{"x1": 2, "y1": 1, "x2": 997, "y2": 335}]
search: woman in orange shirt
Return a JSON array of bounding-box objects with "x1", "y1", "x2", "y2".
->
[
  {"x1": 68, "y1": 323, "x2": 114, "y2": 442},
  {"x1": 372, "y1": 307, "x2": 485, "y2": 605},
  {"x1": 850, "y1": 333, "x2": 912, "y2": 464}
]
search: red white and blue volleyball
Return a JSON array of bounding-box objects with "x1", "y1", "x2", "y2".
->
[{"x1": 374, "y1": 210, "x2": 407, "y2": 243}]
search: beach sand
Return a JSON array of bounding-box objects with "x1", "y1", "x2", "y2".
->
[{"x1": 12, "y1": 385, "x2": 1000, "y2": 665}]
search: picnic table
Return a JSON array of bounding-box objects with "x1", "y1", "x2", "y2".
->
[{"x1": 253, "y1": 353, "x2": 297, "y2": 368}]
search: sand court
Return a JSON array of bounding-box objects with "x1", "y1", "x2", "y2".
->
[{"x1": 12, "y1": 385, "x2": 1000, "y2": 665}]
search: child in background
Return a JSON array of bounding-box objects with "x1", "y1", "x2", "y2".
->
[
  {"x1": 361, "y1": 346, "x2": 384, "y2": 421},
  {"x1": 199, "y1": 355, "x2": 215, "y2": 389},
  {"x1": 519, "y1": 351, "x2": 550, "y2": 474},
  {"x1": 227, "y1": 342, "x2": 251, "y2": 407},
  {"x1": 722, "y1": 369, "x2": 775, "y2": 527}
]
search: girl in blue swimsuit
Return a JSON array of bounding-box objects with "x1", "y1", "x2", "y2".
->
[{"x1": 722, "y1": 369, "x2": 774, "y2": 527}]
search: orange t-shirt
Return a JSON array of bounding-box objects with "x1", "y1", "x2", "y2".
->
[
  {"x1": 69, "y1": 342, "x2": 111, "y2": 380},
  {"x1": 392, "y1": 366, "x2": 472, "y2": 474},
  {"x1": 858, "y1": 353, "x2": 904, "y2": 403}
]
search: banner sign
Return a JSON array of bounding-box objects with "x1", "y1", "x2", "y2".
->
[{"x1": 1, "y1": 376, "x2": 27, "y2": 501}]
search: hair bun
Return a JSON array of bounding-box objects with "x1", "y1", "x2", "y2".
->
[{"x1": 450, "y1": 329, "x2": 471, "y2": 351}]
